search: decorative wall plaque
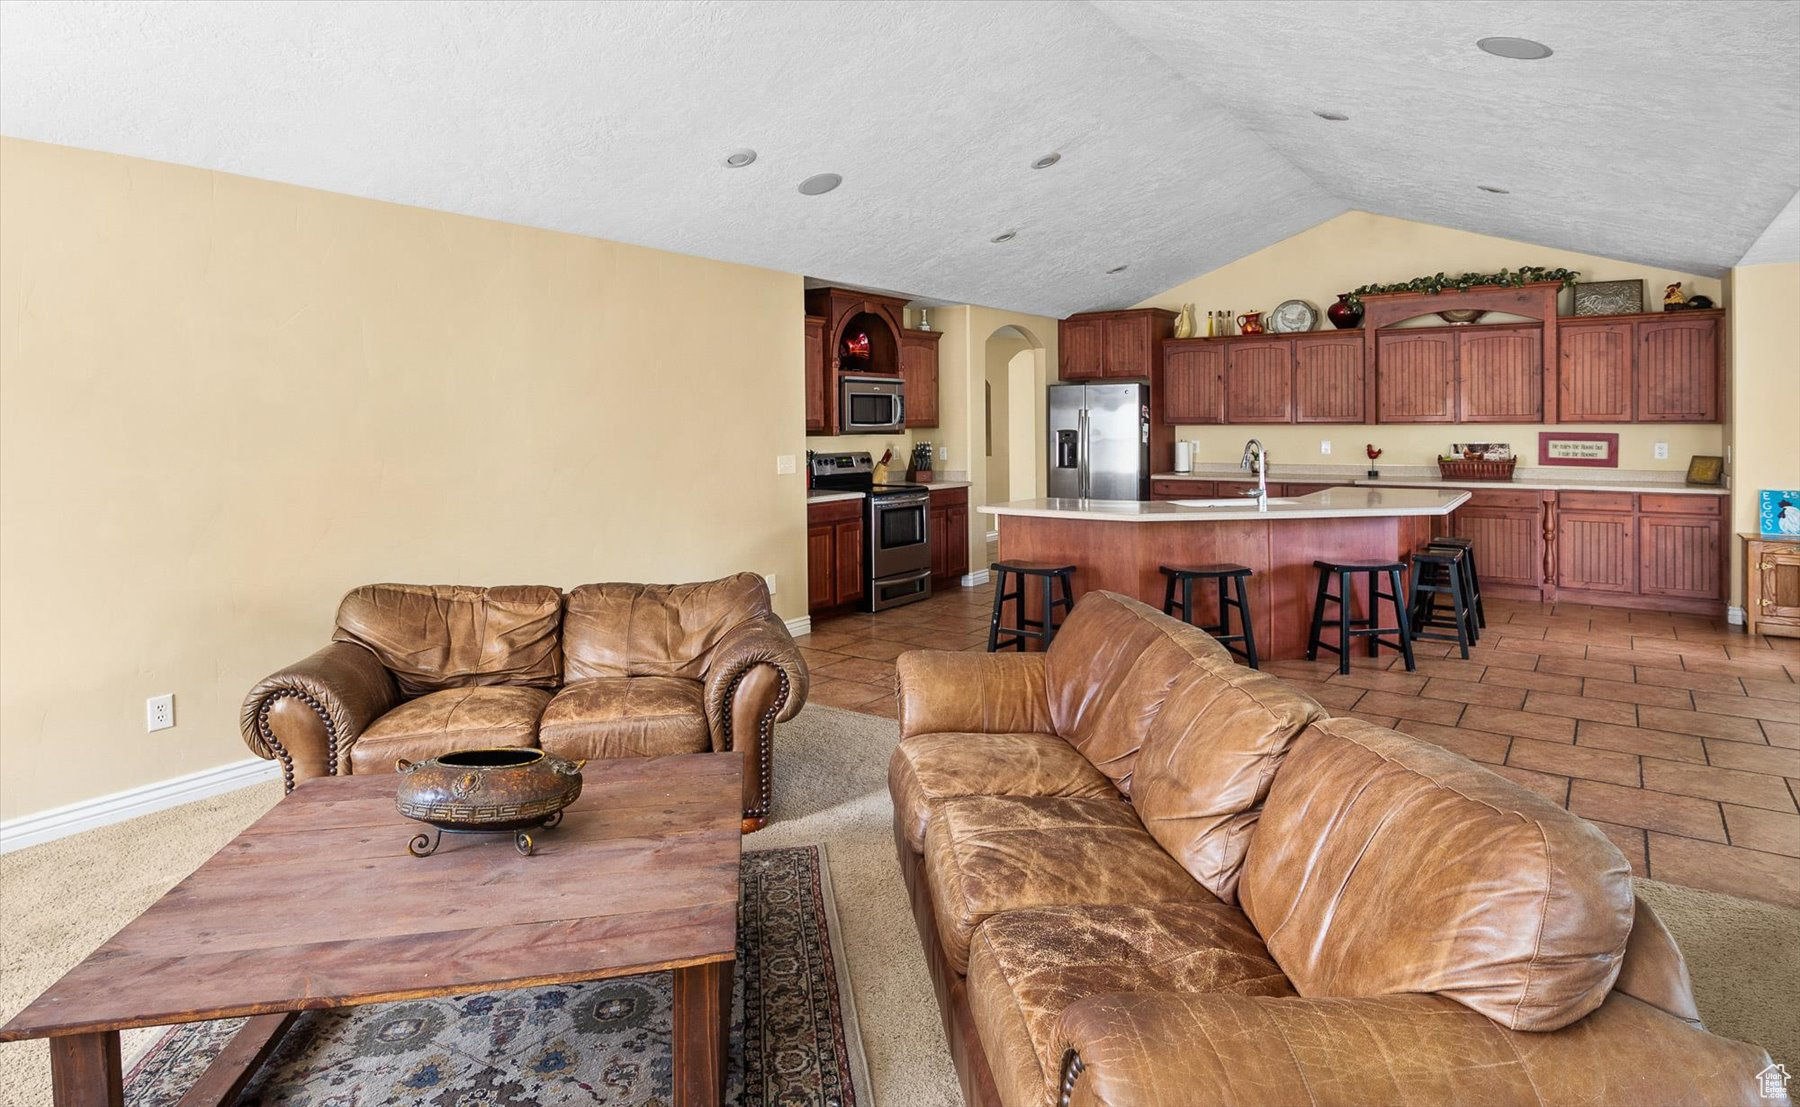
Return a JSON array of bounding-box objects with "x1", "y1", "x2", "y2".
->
[
  {"x1": 1572, "y1": 279, "x2": 1644, "y2": 317},
  {"x1": 1538, "y1": 432, "x2": 1620, "y2": 467}
]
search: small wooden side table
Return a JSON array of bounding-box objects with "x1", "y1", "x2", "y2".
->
[{"x1": 1742, "y1": 533, "x2": 1800, "y2": 638}]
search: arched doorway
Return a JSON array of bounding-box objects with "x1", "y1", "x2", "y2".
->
[{"x1": 980, "y1": 324, "x2": 1049, "y2": 568}]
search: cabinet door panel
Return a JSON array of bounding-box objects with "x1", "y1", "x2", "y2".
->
[
  {"x1": 834, "y1": 521, "x2": 864, "y2": 604},
  {"x1": 1151, "y1": 480, "x2": 1216, "y2": 500},
  {"x1": 1639, "y1": 515, "x2": 1723, "y2": 600},
  {"x1": 1557, "y1": 322, "x2": 1633, "y2": 422},
  {"x1": 1059, "y1": 317, "x2": 1105, "y2": 380},
  {"x1": 1556, "y1": 512, "x2": 1636, "y2": 593},
  {"x1": 945, "y1": 503, "x2": 970, "y2": 578},
  {"x1": 807, "y1": 525, "x2": 834, "y2": 611},
  {"x1": 1762, "y1": 550, "x2": 1800, "y2": 621},
  {"x1": 1292, "y1": 334, "x2": 1364, "y2": 423},
  {"x1": 1376, "y1": 332, "x2": 1456, "y2": 422},
  {"x1": 1454, "y1": 509, "x2": 1543, "y2": 588},
  {"x1": 1458, "y1": 327, "x2": 1542, "y2": 422},
  {"x1": 804, "y1": 317, "x2": 828, "y2": 434},
  {"x1": 1637, "y1": 317, "x2": 1718, "y2": 422},
  {"x1": 1161, "y1": 342, "x2": 1224, "y2": 424},
  {"x1": 1102, "y1": 315, "x2": 1152, "y2": 379},
  {"x1": 900, "y1": 332, "x2": 939, "y2": 428},
  {"x1": 928, "y1": 505, "x2": 950, "y2": 581},
  {"x1": 1224, "y1": 342, "x2": 1294, "y2": 423}
]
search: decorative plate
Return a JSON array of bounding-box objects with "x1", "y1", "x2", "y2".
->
[{"x1": 1266, "y1": 299, "x2": 1318, "y2": 333}]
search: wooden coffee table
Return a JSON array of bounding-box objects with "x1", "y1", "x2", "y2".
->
[{"x1": 0, "y1": 753, "x2": 743, "y2": 1107}]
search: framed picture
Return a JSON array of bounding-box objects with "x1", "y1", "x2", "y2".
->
[
  {"x1": 1572, "y1": 279, "x2": 1645, "y2": 317},
  {"x1": 1685, "y1": 455, "x2": 1724, "y2": 486},
  {"x1": 1538, "y1": 432, "x2": 1619, "y2": 467},
  {"x1": 1760, "y1": 490, "x2": 1800, "y2": 536}
]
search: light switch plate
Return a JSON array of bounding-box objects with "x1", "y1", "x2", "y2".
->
[
  {"x1": 1654, "y1": 442, "x2": 1669, "y2": 460},
  {"x1": 775, "y1": 454, "x2": 796, "y2": 475},
  {"x1": 1320, "y1": 440, "x2": 1331, "y2": 455}
]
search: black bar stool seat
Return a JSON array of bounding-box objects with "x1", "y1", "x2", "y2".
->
[
  {"x1": 1306, "y1": 558, "x2": 1416, "y2": 674},
  {"x1": 1159, "y1": 564, "x2": 1259, "y2": 669},
  {"x1": 1425, "y1": 535, "x2": 1485, "y2": 633},
  {"x1": 988, "y1": 561, "x2": 1076, "y2": 652},
  {"x1": 1409, "y1": 546, "x2": 1475, "y2": 659}
]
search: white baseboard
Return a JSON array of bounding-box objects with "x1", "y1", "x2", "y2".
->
[
  {"x1": 0, "y1": 757, "x2": 280, "y2": 854},
  {"x1": 785, "y1": 615, "x2": 812, "y2": 638},
  {"x1": 960, "y1": 569, "x2": 991, "y2": 588},
  {"x1": 1728, "y1": 605, "x2": 1746, "y2": 626}
]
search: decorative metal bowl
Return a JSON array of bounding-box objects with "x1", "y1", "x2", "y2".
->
[
  {"x1": 1437, "y1": 308, "x2": 1488, "y2": 325},
  {"x1": 395, "y1": 747, "x2": 584, "y2": 857}
]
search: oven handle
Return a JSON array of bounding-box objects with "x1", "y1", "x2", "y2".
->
[
  {"x1": 878, "y1": 567, "x2": 933, "y2": 586},
  {"x1": 876, "y1": 494, "x2": 931, "y2": 508}
]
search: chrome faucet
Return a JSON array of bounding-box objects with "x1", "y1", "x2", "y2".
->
[{"x1": 1240, "y1": 438, "x2": 1269, "y2": 510}]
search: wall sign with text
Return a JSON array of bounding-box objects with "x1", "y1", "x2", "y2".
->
[{"x1": 1538, "y1": 432, "x2": 1619, "y2": 468}]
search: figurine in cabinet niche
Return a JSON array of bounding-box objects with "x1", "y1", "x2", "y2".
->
[{"x1": 1663, "y1": 282, "x2": 1686, "y2": 311}]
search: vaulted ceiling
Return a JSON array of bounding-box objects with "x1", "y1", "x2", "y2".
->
[{"x1": 2, "y1": 1, "x2": 1795, "y2": 317}]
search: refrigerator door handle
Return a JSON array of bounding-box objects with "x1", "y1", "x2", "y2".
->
[{"x1": 1079, "y1": 408, "x2": 1090, "y2": 498}]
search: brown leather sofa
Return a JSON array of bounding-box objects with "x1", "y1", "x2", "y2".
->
[
  {"x1": 891, "y1": 591, "x2": 1783, "y2": 1107},
  {"x1": 242, "y1": 574, "x2": 806, "y2": 830}
]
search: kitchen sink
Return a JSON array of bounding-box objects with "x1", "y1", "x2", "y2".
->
[{"x1": 1169, "y1": 497, "x2": 1302, "y2": 508}]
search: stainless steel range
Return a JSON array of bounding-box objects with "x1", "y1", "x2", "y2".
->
[{"x1": 810, "y1": 451, "x2": 932, "y2": 611}]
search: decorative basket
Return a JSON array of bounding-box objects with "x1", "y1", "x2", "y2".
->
[{"x1": 1438, "y1": 456, "x2": 1517, "y2": 481}]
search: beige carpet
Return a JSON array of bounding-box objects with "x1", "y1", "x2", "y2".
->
[{"x1": 4, "y1": 706, "x2": 1796, "y2": 1106}]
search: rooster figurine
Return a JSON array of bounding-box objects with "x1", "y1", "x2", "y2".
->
[{"x1": 1365, "y1": 443, "x2": 1383, "y2": 480}]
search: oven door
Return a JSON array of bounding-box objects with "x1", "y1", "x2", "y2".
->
[
  {"x1": 869, "y1": 493, "x2": 931, "y2": 579},
  {"x1": 840, "y1": 376, "x2": 905, "y2": 433}
]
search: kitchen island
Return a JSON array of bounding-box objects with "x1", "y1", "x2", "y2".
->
[{"x1": 979, "y1": 487, "x2": 1469, "y2": 660}]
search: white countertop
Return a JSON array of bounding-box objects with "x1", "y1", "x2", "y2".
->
[
  {"x1": 1150, "y1": 465, "x2": 1727, "y2": 497},
  {"x1": 1353, "y1": 476, "x2": 1726, "y2": 496},
  {"x1": 807, "y1": 490, "x2": 865, "y2": 505},
  {"x1": 980, "y1": 486, "x2": 1469, "y2": 523}
]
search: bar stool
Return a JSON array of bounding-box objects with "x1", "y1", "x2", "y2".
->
[
  {"x1": 1306, "y1": 559, "x2": 1416, "y2": 674},
  {"x1": 988, "y1": 561, "x2": 1076, "y2": 652},
  {"x1": 1426, "y1": 535, "x2": 1485, "y2": 635},
  {"x1": 1409, "y1": 546, "x2": 1476, "y2": 659},
  {"x1": 1160, "y1": 564, "x2": 1260, "y2": 669}
]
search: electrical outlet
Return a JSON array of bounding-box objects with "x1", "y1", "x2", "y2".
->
[
  {"x1": 763, "y1": 573, "x2": 777, "y2": 596},
  {"x1": 938, "y1": 446, "x2": 948, "y2": 461},
  {"x1": 775, "y1": 454, "x2": 796, "y2": 475},
  {"x1": 1654, "y1": 442, "x2": 1669, "y2": 460},
  {"x1": 146, "y1": 694, "x2": 175, "y2": 732},
  {"x1": 1320, "y1": 440, "x2": 1332, "y2": 456}
]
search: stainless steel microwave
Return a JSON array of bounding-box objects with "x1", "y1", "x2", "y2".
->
[{"x1": 839, "y1": 375, "x2": 905, "y2": 433}]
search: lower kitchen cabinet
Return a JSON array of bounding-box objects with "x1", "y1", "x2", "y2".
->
[
  {"x1": 807, "y1": 498, "x2": 865, "y2": 614},
  {"x1": 1556, "y1": 510, "x2": 1637, "y2": 594},
  {"x1": 1745, "y1": 535, "x2": 1800, "y2": 638},
  {"x1": 929, "y1": 486, "x2": 970, "y2": 585},
  {"x1": 1451, "y1": 489, "x2": 1548, "y2": 589}
]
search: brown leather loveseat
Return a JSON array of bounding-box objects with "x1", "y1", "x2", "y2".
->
[
  {"x1": 890, "y1": 591, "x2": 1782, "y2": 1106},
  {"x1": 242, "y1": 574, "x2": 806, "y2": 830}
]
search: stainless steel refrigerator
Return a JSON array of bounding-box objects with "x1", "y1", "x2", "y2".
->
[{"x1": 1047, "y1": 382, "x2": 1151, "y2": 500}]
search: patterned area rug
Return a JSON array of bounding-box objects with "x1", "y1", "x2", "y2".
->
[{"x1": 121, "y1": 845, "x2": 868, "y2": 1106}]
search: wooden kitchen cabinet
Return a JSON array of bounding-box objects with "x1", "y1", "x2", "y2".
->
[
  {"x1": 1160, "y1": 341, "x2": 1224, "y2": 424},
  {"x1": 1059, "y1": 310, "x2": 1176, "y2": 381},
  {"x1": 1292, "y1": 334, "x2": 1364, "y2": 423},
  {"x1": 1451, "y1": 489, "x2": 1547, "y2": 591},
  {"x1": 1556, "y1": 510, "x2": 1637, "y2": 594},
  {"x1": 807, "y1": 498, "x2": 865, "y2": 613},
  {"x1": 1638, "y1": 315, "x2": 1719, "y2": 422},
  {"x1": 1151, "y1": 479, "x2": 1217, "y2": 500},
  {"x1": 804, "y1": 316, "x2": 828, "y2": 435},
  {"x1": 1457, "y1": 325, "x2": 1543, "y2": 422},
  {"x1": 1745, "y1": 535, "x2": 1800, "y2": 638},
  {"x1": 1553, "y1": 313, "x2": 1721, "y2": 424},
  {"x1": 928, "y1": 486, "x2": 970, "y2": 586},
  {"x1": 900, "y1": 329, "x2": 941, "y2": 428},
  {"x1": 1639, "y1": 511, "x2": 1725, "y2": 602},
  {"x1": 1225, "y1": 342, "x2": 1294, "y2": 423},
  {"x1": 1375, "y1": 331, "x2": 1457, "y2": 422},
  {"x1": 1556, "y1": 321, "x2": 1634, "y2": 423}
]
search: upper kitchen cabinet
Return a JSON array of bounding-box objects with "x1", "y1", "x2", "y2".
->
[
  {"x1": 1058, "y1": 309, "x2": 1177, "y2": 381},
  {"x1": 1457, "y1": 325, "x2": 1543, "y2": 422},
  {"x1": 1224, "y1": 341, "x2": 1294, "y2": 423},
  {"x1": 1556, "y1": 320, "x2": 1634, "y2": 423},
  {"x1": 1375, "y1": 330, "x2": 1457, "y2": 422},
  {"x1": 804, "y1": 316, "x2": 828, "y2": 435},
  {"x1": 1552, "y1": 311, "x2": 1721, "y2": 423},
  {"x1": 899, "y1": 329, "x2": 942, "y2": 428},
  {"x1": 1637, "y1": 314, "x2": 1720, "y2": 422},
  {"x1": 1291, "y1": 333, "x2": 1364, "y2": 423},
  {"x1": 1160, "y1": 340, "x2": 1224, "y2": 424}
]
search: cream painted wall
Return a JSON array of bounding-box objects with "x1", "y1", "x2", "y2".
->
[
  {"x1": 1137, "y1": 211, "x2": 1726, "y2": 471},
  {"x1": 0, "y1": 139, "x2": 809, "y2": 820},
  {"x1": 1726, "y1": 263, "x2": 1800, "y2": 608},
  {"x1": 983, "y1": 332, "x2": 1029, "y2": 503},
  {"x1": 1006, "y1": 349, "x2": 1040, "y2": 503}
]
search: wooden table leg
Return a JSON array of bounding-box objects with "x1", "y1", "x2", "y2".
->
[
  {"x1": 672, "y1": 958, "x2": 733, "y2": 1107},
  {"x1": 49, "y1": 1030, "x2": 122, "y2": 1107}
]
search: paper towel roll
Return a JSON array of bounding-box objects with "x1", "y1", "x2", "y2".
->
[{"x1": 1174, "y1": 441, "x2": 1192, "y2": 473}]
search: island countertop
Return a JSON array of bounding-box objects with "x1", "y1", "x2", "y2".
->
[{"x1": 979, "y1": 486, "x2": 1469, "y2": 523}]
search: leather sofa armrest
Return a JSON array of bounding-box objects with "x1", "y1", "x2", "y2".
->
[
  {"x1": 1055, "y1": 991, "x2": 1782, "y2": 1107},
  {"x1": 895, "y1": 651, "x2": 1052, "y2": 739},
  {"x1": 240, "y1": 642, "x2": 399, "y2": 789},
  {"x1": 703, "y1": 614, "x2": 807, "y2": 831}
]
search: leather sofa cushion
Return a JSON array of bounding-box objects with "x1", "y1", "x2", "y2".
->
[
  {"x1": 538, "y1": 677, "x2": 709, "y2": 760},
  {"x1": 888, "y1": 731, "x2": 1119, "y2": 854},
  {"x1": 348, "y1": 686, "x2": 551, "y2": 774},
  {"x1": 563, "y1": 574, "x2": 771, "y2": 682},
  {"x1": 1239, "y1": 717, "x2": 1634, "y2": 1032},
  {"x1": 1042, "y1": 592, "x2": 1233, "y2": 795},
  {"x1": 967, "y1": 903, "x2": 1293, "y2": 1107},
  {"x1": 924, "y1": 795, "x2": 1216, "y2": 975},
  {"x1": 333, "y1": 584, "x2": 562, "y2": 697},
  {"x1": 1130, "y1": 663, "x2": 1324, "y2": 904}
]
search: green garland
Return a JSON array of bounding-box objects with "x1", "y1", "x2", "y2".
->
[{"x1": 1345, "y1": 266, "x2": 1579, "y2": 308}]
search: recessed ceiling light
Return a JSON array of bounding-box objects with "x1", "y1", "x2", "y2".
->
[
  {"x1": 797, "y1": 173, "x2": 842, "y2": 196},
  {"x1": 1106, "y1": 265, "x2": 1129, "y2": 274},
  {"x1": 1313, "y1": 110, "x2": 1350, "y2": 122},
  {"x1": 1477, "y1": 36, "x2": 1553, "y2": 60},
  {"x1": 1477, "y1": 185, "x2": 1511, "y2": 194},
  {"x1": 1031, "y1": 152, "x2": 1061, "y2": 169},
  {"x1": 723, "y1": 149, "x2": 757, "y2": 168},
  {"x1": 991, "y1": 230, "x2": 1017, "y2": 243}
]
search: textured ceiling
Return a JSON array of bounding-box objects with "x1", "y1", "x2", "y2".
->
[{"x1": 1, "y1": 1, "x2": 1795, "y2": 318}]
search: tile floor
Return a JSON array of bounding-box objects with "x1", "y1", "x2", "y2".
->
[{"x1": 798, "y1": 583, "x2": 1800, "y2": 908}]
